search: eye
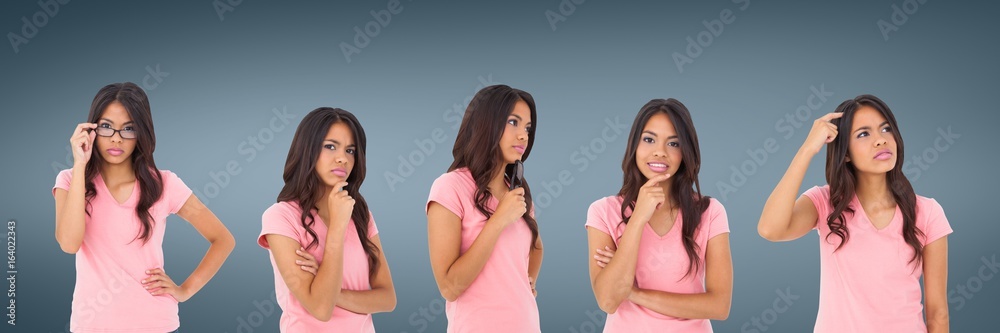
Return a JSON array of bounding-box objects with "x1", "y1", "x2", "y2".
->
[
  {"x1": 122, "y1": 126, "x2": 135, "y2": 132},
  {"x1": 642, "y1": 136, "x2": 654, "y2": 144},
  {"x1": 667, "y1": 141, "x2": 680, "y2": 148},
  {"x1": 881, "y1": 126, "x2": 892, "y2": 133},
  {"x1": 346, "y1": 148, "x2": 356, "y2": 155},
  {"x1": 525, "y1": 124, "x2": 533, "y2": 133},
  {"x1": 323, "y1": 144, "x2": 336, "y2": 151},
  {"x1": 508, "y1": 119, "x2": 518, "y2": 127},
  {"x1": 99, "y1": 123, "x2": 112, "y2": 128},
  {"x1": 856, "y1": 131, "x2": 869, "y2": 139}
]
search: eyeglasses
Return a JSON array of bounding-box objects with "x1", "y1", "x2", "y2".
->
[{"x1": 93, "y1": 125, "x2": 137, "y2": 139}]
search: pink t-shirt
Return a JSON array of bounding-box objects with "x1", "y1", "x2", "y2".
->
[
  {"x1": 585, "y1": 196, "x2": 729, "y2": 333},
  {"x1": 426, "y1": 168, "x2": 541, "y2": 333},
  {"x1": 803, "y1": 185, "x2": 953, "y2": 333},
  {"x1": 53, "y1": 169, "x2": 193, "y2": 333},
  {"x1": 258, "y1": 201, "x2": 379, "y2": 333}
]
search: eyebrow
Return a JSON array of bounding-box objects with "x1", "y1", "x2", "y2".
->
[
  {"x1": 642, "y1": 130, "x2": 678, "y2": 139},
  {"x1": 853, "y1": 121, "x2": 890, "y2": 134},
  {"x1": 99, "y1": 118, "x2": 134, "y2": 125},
  {"x1": 324, "y1": 139, "x2": 355, "y2": 147},
  {"x1": 509, "y1": 114, "x2": 532, "y2": 126}
]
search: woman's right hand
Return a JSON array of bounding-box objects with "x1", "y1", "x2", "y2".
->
[
  {"x1": 327, "y1": 182, "x2": 355, "y2": 229},
  {"x1": 800, "y1": 112, "x2": 844, "y2": 156},
  {"x1": 631, "y1": 174, "x2": 670, "y2": 225},
  {"x1": 493, "y1": 187, "x2": 526, "y2": 228},
  {"x1": 71, "y1": 123, "x2": 98, "y2": 168}
]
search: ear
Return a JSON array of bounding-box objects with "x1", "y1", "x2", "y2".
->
[{"x1": 845, "y1": 154, "x2": 851, "y2": 163}]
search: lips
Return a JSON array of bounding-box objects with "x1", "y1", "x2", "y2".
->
[
  {"x1": 513, "y1": 145, "x2": 525, "y2": 154},
  {"x1": 647, "y1": 162, "x2": 669, "y2": 173},
  {"x1": 873, "y1": 149, "x2": 893, "y2": 161},
  {"x1": 106, "y1": 148, "x2": 124, "y2": 156},
  {"x1": 332, "y1": 168, "x2": 347, "y2": 177}
]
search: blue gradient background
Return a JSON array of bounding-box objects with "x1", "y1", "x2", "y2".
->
[{"x1": 2, "y1": 0, "x2": 997, "y2": 331}]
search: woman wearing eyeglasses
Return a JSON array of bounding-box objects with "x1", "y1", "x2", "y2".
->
[{"x1": 53, "y1": 82, "x2": 235, "y2": 333}]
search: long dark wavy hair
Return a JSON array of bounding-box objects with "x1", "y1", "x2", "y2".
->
[
  {"x1": 448, "y1": 84, "x2": 539, "y2": 249},
  {"x1": 84, "y1": 82, "x2": 163, "y2": 244},
  {"x1": 618, "y1": 98, "x2": 710, "y2": 278},
  {"x1": 826, "y1": 94, "x2": 923, "y2": 265},
  {"x1": 277, "y1": 107, "x2": 379, "y2": 278}
]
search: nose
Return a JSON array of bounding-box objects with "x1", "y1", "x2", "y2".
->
[
  {"x1": 110, "y1": 131, "x2": 124, "y2": 143},
  {"x1": 874, "y1": 134, "x2": 888, "y2": 147},
  {"x1": 516, "y1": 127, "x2": 529, "y2": 141}
]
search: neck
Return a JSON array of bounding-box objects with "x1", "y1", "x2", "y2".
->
[
  {"x1": 854, "y1": 171, "x2": 893, "y2": 206},
  {"x1": 489, "y1": 166, "x2": 508, "y2": 194},
  {"x1": 99, "y1": 160, "x2": 135, "y2": 183},
  {"x1": 315, "y1": 186, "x2": 332, "y2": 219}
]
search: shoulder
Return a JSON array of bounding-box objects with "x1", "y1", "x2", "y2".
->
[{"x1": 264, "y1": 201, "x2": 303, "y2": 220}]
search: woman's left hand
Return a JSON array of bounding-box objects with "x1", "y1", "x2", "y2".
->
[
  {"x1": 143, "y1": 268, "x2": 191, "y2": 302},
  {"x1": 594, "y1": 246, "x2": 616, "y2": 268}
]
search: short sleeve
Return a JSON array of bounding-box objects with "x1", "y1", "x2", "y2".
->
[
  {"x1": 161, "y1": 170, "x2": 194, "y2": 215},
  {"x1": 802, "y1": 185, "x2": 831, "y2": 230},
  {"x1": 585, "y1": 197, "x2": 616, "y2": 236},
  {"x1": 919, "y1": 198, "x2": 953, "y2": 246},
  {"x1": 367, "y1": 211, "x2": 379, "y2": 238},
  {"x1": 427, "y1": 172, "x2": 465, "y2": 218},
  {"x1": 258, "y1": 203, "x2": 303, "y2": 249},
  {"x1": 705, "y1": 198, "x2": 730, "y2": 240},
  {"x1": 52, "y1": 169, "x2": 73, "y2": 196}
]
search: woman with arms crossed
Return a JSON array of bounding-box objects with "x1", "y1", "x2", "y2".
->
[
  {"x1": 587, "y1": 98, "x2": 733, "y2": 332},
  {"x1": 259, "y1": 107, "x2": 395, "y2": 332}
]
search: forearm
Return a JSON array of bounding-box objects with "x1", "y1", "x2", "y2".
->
[
  {"x1": 528, "y1": 238, "x2": 543, "y2": 281},
  {"x1": 55, "y1": 166, "x2": 88, "y2": 252},
  {"x1": 593, "y1": 223, "x2": 644, "y2": 312},
  {"x1": 178, "y1": 233, "x2": 235, "y2": 298},
  {"x1": 303, "y1": 229, "x2": 348, "y2": 318},
  {"x1": 759, "y1": 148, "x2": 814, "y2": 240},
  {"x1": 336, "y1": 287, "x2": 397, "y2": 314},
  {"x1": 439, "y1": 219, "x2": 505, "y2": 300},
  {"x1": 628, "y1": 288, "x2": 730, "y2": 320}
]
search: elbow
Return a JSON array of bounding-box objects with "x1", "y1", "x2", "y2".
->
[
  {"x1": 307, "y1": 304, "x2": 335, "y2": 322},
  {"x1": 58, "y1": 242, "x2": 80, "y2": 254},
  {"x1": 439, "y1": 286, "x2": 461, "y2": 302},
  {"x1": 711, "y1": 305, "x2": 731, "y2": 321},
  {"x1": 55, "y1": 234, "x2": 80, "y2": 254},
  {"x1": 386, "y1": 293, "x2": 398, "y2": 312},
  {"x1": 215, "y1": 233, "x2": 237, "y2": 254},
  {"x1": 597, "y1": 298, "x2": 621, "y2": 314},
  {"x1": 757, "y1": 224, "x2": 783, "y2": 242}
]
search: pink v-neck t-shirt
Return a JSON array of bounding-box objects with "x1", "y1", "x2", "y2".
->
[
  {"x1": 803, "y1": 185, "x2": 952, "y2": 333},
  {"x1": 586, "y1": 196, "x2": 729, "y2": 333},
  {"x1": 258, "y1": 201, "x2": 379, "y2": 333},
  {"x1": 53, "y1": 169, "x2": 193, "y2": 333},
  {"x1": 426, "y1": 168, "x2": 541, "y2": 333}
]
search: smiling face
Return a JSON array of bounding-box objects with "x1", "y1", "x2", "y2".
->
[
  {"x1": 94, "y1": 101, "x2": 138, "y2": 166},
  {"x1": 314, "y1": 121, "x2": 356, "y2": 189},
  {"x1": 635, "y1": 112, "x2": 683, "y2": 181},
  {"x1": 499, "y1": 99, "x2": 532, "y2": 165},
  {"x1": 846, "y1": 105, "x2": 897, "y2": 174}
]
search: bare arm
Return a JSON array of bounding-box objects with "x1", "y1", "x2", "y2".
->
[
  {"x1": 335, "y1": 234, "x2": 397, "y2": 314},
  {"x1": 54, "y1": 123, "x2": 97, "y2": 254},
  {"x1": 427, "y1": 188, "x2": 526, "y2": 302},
  {"x1": 923, "y1": 236, "x2": 949, "y2": 333},
  {"x1": 587, "y1": 225, "x2": 644, "y2": 314},
  {"x1": 759, "y1": 112, "x2": 841, "y2": 242},
  {"x1": 626, "y1": 234, "x2": 733, "y2": 320},
  {"x1": 528, "y1": 236, "x2": 543, "y2": 296},
  {"x1": 162, "y1": 195, "x2": 235, "y2": 301}
]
